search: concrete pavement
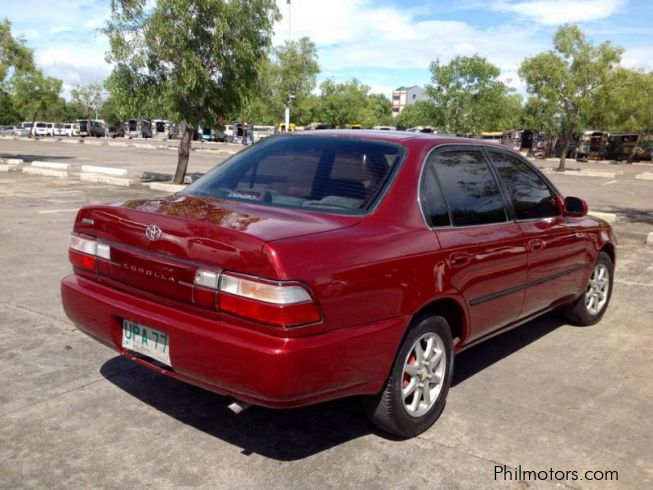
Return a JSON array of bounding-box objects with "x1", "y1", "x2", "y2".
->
[{"x1": 0, "y1": 166, "x2": 652, "y2": 489}]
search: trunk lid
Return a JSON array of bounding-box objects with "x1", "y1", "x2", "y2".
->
[{"x1": 73, "y1": 195, "x2": 359, "y2": 302}]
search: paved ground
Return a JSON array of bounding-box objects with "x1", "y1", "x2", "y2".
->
[
  {"x1": 0, "y1": 137, "x2": 236, "y2": 176},
  {"x1": 1, "y1": 147, "x2": 652, "y2": 489}
]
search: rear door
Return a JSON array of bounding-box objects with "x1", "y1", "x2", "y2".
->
[
  {"x1": 486, "y1": 149, "x2": 587, "y2": 316},
  {"x1": 423, "y1": 147, "x2": 528, "y2": 342}
]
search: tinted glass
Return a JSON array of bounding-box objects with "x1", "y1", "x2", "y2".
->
[
  {"x1": 432, "y1": 150, "x2": 506, "y2": 226},
  {"x1": 184, "y1": 136, "x2": 404, "y2": 214},
  {"x1": 421, "y1": 168, "x2": 450, "y2": 227},
  {"x1": 490, "y1": 152, "x2": 558, "y2": 220}
]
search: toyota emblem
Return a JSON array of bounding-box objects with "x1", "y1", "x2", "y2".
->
[{"x1": 145, "y1": 224, "x2": 162, "y2": 241}]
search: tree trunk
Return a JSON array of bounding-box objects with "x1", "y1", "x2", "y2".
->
[
  {"x1": 173, "y1": 125, "x2": 194, "y2": 185},
  {"x1": 627, "y1": 134, "x2": 641, "y2": 163},
  {"x1": 558, "y1": 136, "x2": 569, "y2": 172}
]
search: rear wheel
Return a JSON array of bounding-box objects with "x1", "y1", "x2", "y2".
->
[
  {"x1": 562, "y1": 252, "x2": 613, "y2": 326},
  {"x1": 365, "y1": 315, "x2": 453, "y2": 438}
]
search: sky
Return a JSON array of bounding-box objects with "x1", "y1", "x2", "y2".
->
[{"x1": 1, "y1": 0, "x2": 652, "y2": 98}]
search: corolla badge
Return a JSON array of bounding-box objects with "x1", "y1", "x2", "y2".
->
[{"x1": 145, "y1": 224, "x2": 162, "y2": 241}]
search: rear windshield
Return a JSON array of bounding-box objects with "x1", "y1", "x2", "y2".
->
[{"x1": 183, "y1": 136, "x2": 404, "y2": 214}]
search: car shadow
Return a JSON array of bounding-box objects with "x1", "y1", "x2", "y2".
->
[
  {"x1": 452, "y1": 311, "x2": 566, "y2": 386},
  {"x1": 100, "y1": 311, "x2": 567, "y2": 460}
]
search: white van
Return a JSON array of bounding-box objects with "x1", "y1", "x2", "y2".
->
[
  {"x1": 61, "y1": 123, "x2": 75, "y2": 137},
  {"x1": 33, "y1": 122, "x2": 48, "y2": 136}
]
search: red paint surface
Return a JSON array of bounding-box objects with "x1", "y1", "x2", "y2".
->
[{"x1": 61, "y1": 132, "x2": 615, "y2": 407}]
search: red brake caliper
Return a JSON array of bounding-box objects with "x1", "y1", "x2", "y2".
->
[{"x1": 403, "y1": 354, "x2": 416, "y2": 388}]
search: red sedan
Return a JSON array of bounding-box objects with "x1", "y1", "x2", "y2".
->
[{"x1": 62, "y1": 131, "x2": 616, "y2": 437}]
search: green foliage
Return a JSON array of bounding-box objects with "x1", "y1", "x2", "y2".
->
[
  {"x1": 312, "y1": 79, "x2": 392, "y2": 128},
  {"x1": 587, "y1": 68, "x2": 653, "y2": 133},
  {"x1": 241, "y1": 37, "x2": 320, "y2": 125},
  {"x1": 10, "y1": 69, "x2": 62, "y2": 133},
  {"x1": 106, "y1": 0, "x2": 279, "y2": 129},
  {"x1": 393, "y1": 100, "x2": 439, "y2": 130},
  {"x1": 69, "y1": 83, "x2": 105, "y2": 118},
  {"x1": 426, "y1": 55, "x2": 519, "y2": 134},
  {"x1": 519, "y1": 24, "x2": 623, "y2": 168},
  {"x1": 0, "y1": 18, "x2": 34, "y2": 84}
]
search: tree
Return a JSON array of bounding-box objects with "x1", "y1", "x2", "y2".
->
[
  {"x1": 11, "y1": 69, "x2": 62, "y2": 136},
  {"x1": 427, "y1": 55, "x2": 519, "y2": 135},
  {"x1": 241, "y1": 36, "x2": 320, "y2": 126},
  {"x1": 106, "y1": 0, "x2": 279, "y2": 184},
  {"x1": 394, "y1": 100, "x2": 440, "y2": 130},
  {"x1": 519, "y1": 25, "x2": 623, "y2": 170},
  {"x1": 0, "y1": 18, "x2": 33, "y2": 84},
  {"x1": 587, "y1": 67, "x2": 653, "y2": 134},
  {"x1": 69, "y1": 83, "x2": 105, "y2": 119},
  {"x1": 314, "y1": 79, "x2": 391, "y2": 128}
]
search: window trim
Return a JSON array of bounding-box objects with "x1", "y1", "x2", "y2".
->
[
  {"x1": 482, "y1": 146, "x2": 562, "y2": 222},
  {"x1": 418, "y1": 144, "x2": 511, "y2": 229}
]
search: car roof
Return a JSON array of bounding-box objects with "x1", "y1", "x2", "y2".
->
[{"x1": 290, "y1": 129, "x2": 487, "y2": 146}]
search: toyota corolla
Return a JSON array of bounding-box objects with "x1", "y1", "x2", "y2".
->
[{"x1": 61, "y1": 131, "x2": 616, "y2": 437}]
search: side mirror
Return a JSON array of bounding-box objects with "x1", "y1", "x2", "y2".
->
[{"x1": 564, "y1": 196, "x2": 588, "y2": 217}]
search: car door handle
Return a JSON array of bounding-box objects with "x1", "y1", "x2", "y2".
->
[
  {"x1": 449, "y1": 252, "x2": 472, "y2": 268},
  {"x1": 529, "y1": 239, "x2": 546, "y2": 252}
]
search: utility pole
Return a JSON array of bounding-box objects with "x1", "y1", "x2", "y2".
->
[{"x1": 284, "y1": 0, "x2": 292, "y2": 132}]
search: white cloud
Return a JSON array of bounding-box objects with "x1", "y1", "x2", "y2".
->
[
  {"x1": 492, "y1": 0, "x2": 623, "y2": 26},
  {"x1": 621, "y1": 45, "x2": 653, "y2": 71},
  {"x1": 275, "y1": 1, "x2": 546, "y2": 76}
]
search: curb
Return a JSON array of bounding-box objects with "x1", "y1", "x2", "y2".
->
[
  {"x1": 0, "y1": 158, "x2": 24, "y2": 165},
  {"x1": 588, "y1": 211, "x2": 618, "y2": 224},
  {"x1": 31, "y1": 161, "x2": 70, "y2": 170},
  {"x1": 80, "y1": 173, "x2": 133, "y2": 187},
  {"x1": 23, "y1": 167, "x2": 68, "y2": 178},
  {"x1": 146, "y1": 182, "x2": 186, "y2": 193},
  {"x1": 635, "y1": 172, "x2": 653, "y2": 181},
  {"x1": 81, "y1": 165, "x2": 128, "y2": 177},
  {"x1": 61, "y1": 138, "x2": 82, "y2": 144},
  {"x1": 83, "y1": 140, "x2": 104, "y2": 146}
]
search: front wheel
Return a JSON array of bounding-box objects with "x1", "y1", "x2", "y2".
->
[
  {"x1": 364, "y1": 315, "x2": 453, "y2": 438},
  {"x1": 562, "y1": 252, "x2": 613, "y2": 326}
]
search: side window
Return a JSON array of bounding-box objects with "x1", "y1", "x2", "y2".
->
[
  {"x1": 489, "y1": 152, "x2": 559, "y2": 220},
  {"x1": 421, "y1": 167, "x2": 451, "y2": 227},
  {"x1": 431, "y1": 150, "x2": 507, "y2": 226}
]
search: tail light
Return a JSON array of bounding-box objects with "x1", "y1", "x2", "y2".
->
[
  {"x1": 193, "y1": 269, "x2": 321, "y2": 327},
  {"x1": 68, "y1": 234, "x2": 110, "y2": 271}
]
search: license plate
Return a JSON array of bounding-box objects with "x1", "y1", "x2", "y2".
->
[{"x1": 122, "y1": 320, "x2": 171, "y2": 366}]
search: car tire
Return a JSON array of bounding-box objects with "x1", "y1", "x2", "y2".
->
[
  {"x1": 364, "y1": 314, "x2": 453, "y2": 438},
  {"x1": 562, "y1": 252, "x2": 613, "y2": 326}
]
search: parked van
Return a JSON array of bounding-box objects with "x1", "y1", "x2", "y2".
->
[
  {"x1": 61, "y1": 123, "x2": 75, "y2": 137},
  {"x1": 76, "y1": 120, "x2": 90, "y2": 137},
  {"x1": 33, "y1": 122, "x2": 48, "y2": 136},
  {"x1": 88, "y1": 119, "x2": 108, "y2": 138},
  {"x1": 152, "y1": 120, "x2": 170, "y2": 137}
]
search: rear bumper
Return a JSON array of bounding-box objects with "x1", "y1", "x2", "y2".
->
[{"x1": 61, "y1": 274, "x2": 408, "y2": 408}]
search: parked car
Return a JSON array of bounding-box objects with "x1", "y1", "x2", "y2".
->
[
  {"x1": 1, "y1": 125, "x2": 29, "y2": 136},
  {"x1": 61, "y1": 131, "x2": 616, "y2": 438}
]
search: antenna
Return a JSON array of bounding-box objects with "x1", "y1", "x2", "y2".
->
[{"x1": 287, "y1": 0, "x2": 291, "y2": 43}]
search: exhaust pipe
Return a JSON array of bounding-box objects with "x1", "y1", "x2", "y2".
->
[{"x1": 227, "y1": 400, "x2": 252, "y2": 414}]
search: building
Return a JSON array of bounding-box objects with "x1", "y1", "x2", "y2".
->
[{"x1": 392, "y1": 86, "x2": 428, "y2": 116}]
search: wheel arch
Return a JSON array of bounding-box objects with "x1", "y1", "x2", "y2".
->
[{"x1": 410, "y1": 296, "x2": 469, "y2": 351}]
